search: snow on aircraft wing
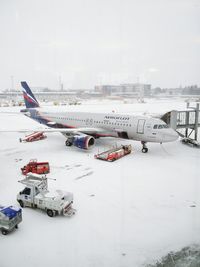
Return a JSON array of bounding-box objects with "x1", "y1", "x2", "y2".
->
[{"x1": 0, "y1": 127, "x2": 107, "y2": 134}]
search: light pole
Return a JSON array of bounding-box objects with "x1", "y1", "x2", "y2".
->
[{"x1": 10, "y1": 75, "x2": 14, "y2": 90}]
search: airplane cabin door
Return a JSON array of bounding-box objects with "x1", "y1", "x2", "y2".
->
[{"x1": 137, "y1": 119, "x2": 145, "y2": 134}]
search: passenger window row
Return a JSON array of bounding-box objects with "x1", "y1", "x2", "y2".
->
[{"x1": 50, "y1": 116, "x2": 132, "y2": 127}]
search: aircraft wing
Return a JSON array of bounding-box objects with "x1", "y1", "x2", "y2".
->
[{"x1": 0, "y1": 127, "x2": 107, "y2": 134}]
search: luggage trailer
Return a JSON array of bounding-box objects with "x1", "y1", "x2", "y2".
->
[
  {"x1": 94, "y1": 144, "x2": 132, "y2": 162},
  {"x1": 19, "y1": 131, "x2": 47, "y2": 142}
]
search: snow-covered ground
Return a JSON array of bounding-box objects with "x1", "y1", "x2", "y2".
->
[{"x1": 0, "y1": 99, "x2": 200, "y2": 267}]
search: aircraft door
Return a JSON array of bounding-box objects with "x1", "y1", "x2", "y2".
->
[{"x1": 137, "y1": 119, "x2": 145, "y2": 134}]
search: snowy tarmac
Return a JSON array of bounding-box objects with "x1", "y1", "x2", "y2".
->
[{"x1": 0, "y1": 99, "x2": 200, "y2": 267}]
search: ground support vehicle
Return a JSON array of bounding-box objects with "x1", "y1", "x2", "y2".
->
[
  {"x1": 17, "y1": 173, "x2": 76, "y2": 217},
  {"x1": 21, "y1": 159, "x2": 50, "y2": 175},
  {"x1": 94, "y1": 144, "x2": 132, "y2": 162},
  {"x1": 19, "y1": 131, "x2": 46, "y2": 142},
  {"x1": 0, "y1": 205, "x2": 22, "y2": 235}
]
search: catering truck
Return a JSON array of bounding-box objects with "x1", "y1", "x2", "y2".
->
[
  {"x1": 0, "y1": 205, "x2": 22, "y2": 235},
  {"x1": 17, "y1": 173, "x2": 75, "y2": 217}
]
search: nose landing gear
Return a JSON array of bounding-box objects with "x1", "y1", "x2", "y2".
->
[{"x1": 141, "y1": 141, "x2": 148, "y2": 153}]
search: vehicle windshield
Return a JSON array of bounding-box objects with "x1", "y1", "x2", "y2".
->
[{"x1": 21, "y1": 187, "x2": 31, "y2": 195}]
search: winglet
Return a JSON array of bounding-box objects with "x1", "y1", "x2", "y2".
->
[{"x1": 21, "y1": 81, "x2": 40, "y2": 109}]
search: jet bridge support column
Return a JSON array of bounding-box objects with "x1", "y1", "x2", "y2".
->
[
  {"x1": 194, "y1": 103, "x2": 199, "y2": 141},
  {"x1": 187, "y1": 102, "x2": 199, "y2": 141},
  {"x1": 185, "y1": 111, "x2": 189, "y2": 138}
]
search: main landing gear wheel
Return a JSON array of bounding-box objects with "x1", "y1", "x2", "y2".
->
[
  {"x1": 65, "y1": 139, "x2": 72, "y2": 146},
  {"x1": 142, "y1": 147, "x2": 148, "y2": 153},
  {"x1": 141, "y1": 141, "x2": 148, "y2": 153}
]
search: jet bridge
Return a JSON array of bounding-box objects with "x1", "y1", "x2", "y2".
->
[{"x1": 161, "y1": 103, "x2": 200, "y2": 147}]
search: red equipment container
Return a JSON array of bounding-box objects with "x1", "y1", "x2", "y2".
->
[
  {"x1": 94, "y1": 144, "x2": 132, "y2": 162},
  {"x1": 19, "y1": 132, "x2": 46, "y2": 142},
  {"x1": 21, "y1": 159, "x2": 50, "y2": 175}
]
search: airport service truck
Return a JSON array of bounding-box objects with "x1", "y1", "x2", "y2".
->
[
  {"x1": 21, "y1": 159, "x2": 50, "y2": 175},
  {"x1": 17, "y1": 173, "x2": 75, "y2": 217}
]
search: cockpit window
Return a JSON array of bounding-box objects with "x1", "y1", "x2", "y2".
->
[
  {"x1": 154, "y1": 124, "x2": 169, "y2": 129},
  {"x1": 163, "y1": 124, "x2": 169, "y2": 128}
]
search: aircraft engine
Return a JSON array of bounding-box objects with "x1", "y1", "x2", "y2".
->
[{"x1": 72, "y1": 134, "x2": 95, "y2": 149}]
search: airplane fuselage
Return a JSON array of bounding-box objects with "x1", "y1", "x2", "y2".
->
[{"x1": 26, "y1": 108, "x2": 178, "y2": 143}]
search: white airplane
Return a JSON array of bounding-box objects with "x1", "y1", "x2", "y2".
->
[{"x1": 20, "y1": 81, "x2": 178, "y2": 153}]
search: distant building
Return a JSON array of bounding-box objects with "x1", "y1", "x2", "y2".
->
[
  {"x1": 182, "y1": 85, "x2": 200, "y2": 95},
  {"x1": 94, "y1": 83, "x2": 152, "y2": 97},
  {"x1": 31, "y1": 87, "x2": 51, "y2": 92},
  {"x1": 121, "y1": 83, "x2": 151, "y2": 97},
  {"x1": 152, "y1": 85, "x2": 200, "y2": 96},
  {"x1": 94, "y1": 85, "x2": 122, "y2": 95}
]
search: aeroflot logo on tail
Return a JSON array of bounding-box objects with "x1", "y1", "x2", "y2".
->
[
  {"x1": 23, "y1": 90, "x2": 38, "y2": 105},
  {"x1": 104, "y1": 115, "x2": 130, "y2": 120}
]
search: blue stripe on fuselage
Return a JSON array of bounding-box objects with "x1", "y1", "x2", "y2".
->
[{"x1": 27, "y1": 109, "x2": 71, "y2": 129}]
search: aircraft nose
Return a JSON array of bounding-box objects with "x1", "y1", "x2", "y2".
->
[
  {"x1": 165, "y1": 130, "x2": 179, "y2": 142},
  {"x1": 172, "y1": 130, "x2": 179, "y2": 140}
]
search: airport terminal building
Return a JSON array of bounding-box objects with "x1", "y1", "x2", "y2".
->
[{"x1": 94, "y1": 83, "x2": 152, "y2": 97}]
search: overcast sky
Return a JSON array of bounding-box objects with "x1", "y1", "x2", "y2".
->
[{"x1": 0, "y1": 0, "x2": 199, "y2": 90}]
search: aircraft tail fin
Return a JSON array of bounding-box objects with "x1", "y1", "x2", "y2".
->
[{"x1": 21, "y1": 81, "x2": 40, "y2": 108}]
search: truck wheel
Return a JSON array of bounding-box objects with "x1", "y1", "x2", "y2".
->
[
  {"x1": 2, "y1": 229, "x2": 8, "y2": 235},
  {"x1": 47, "y1": 209, "x2": 54, "y2": 217},
  {"x1": 18, "y1": 200, "x2": 24, "y2": 208}
]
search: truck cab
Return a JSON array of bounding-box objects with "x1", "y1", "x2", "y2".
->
[{"x1": 18, "y1": 186, "x2": 39, "y2": 208}]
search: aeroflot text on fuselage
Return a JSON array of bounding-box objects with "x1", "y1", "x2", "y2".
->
[{"x1": 104, "y1": 115, "x2": 130, "y2": 120}]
